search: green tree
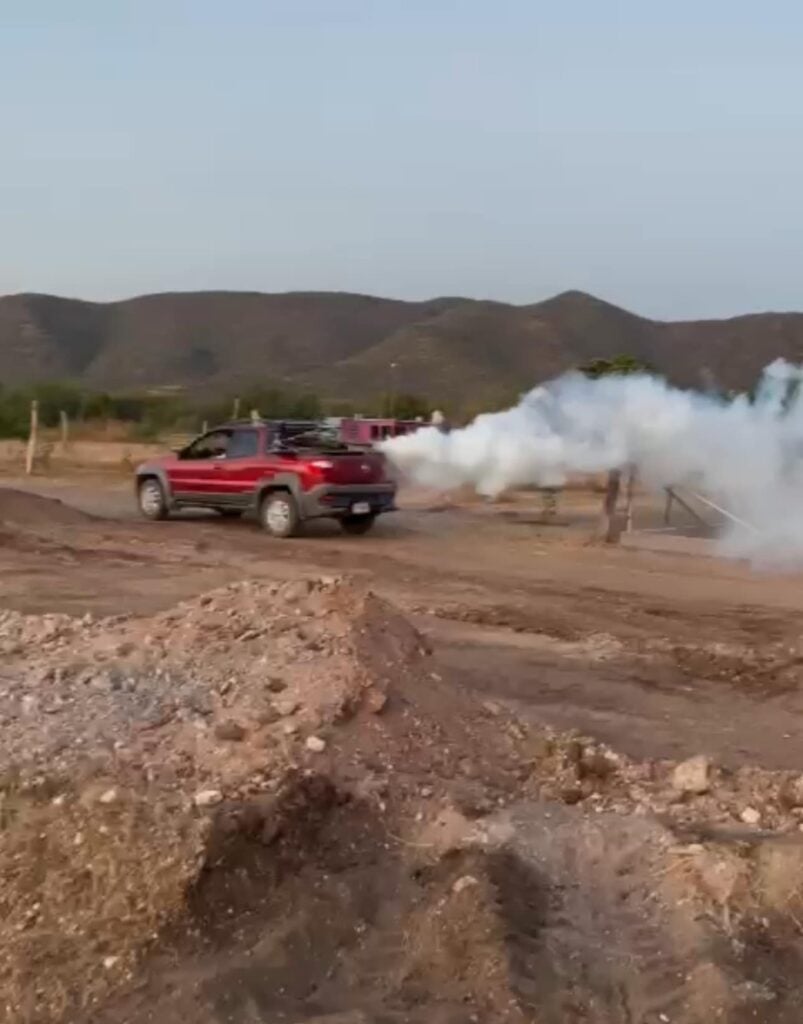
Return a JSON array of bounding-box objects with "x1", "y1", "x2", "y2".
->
[
  {"x1": 286, "y1": 392, "x2": 322, "y2": 419},
  {"x1": 579, "y1": 354, "x2": 653, "y2": 379},
  {"x1": 381, "y1": 392, "x2": 430, "y2": 420}
]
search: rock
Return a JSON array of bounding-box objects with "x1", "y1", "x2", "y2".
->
[
  {"x1": 275, "y1": 699, "x2": 300, "y2": 718},
  {"x1": 214, "y1": 719, "x2": 246, "y2": 742},
  {"x1": 282, "y1": 721, "x2": 299, "y2": 736},
  {"x1": 740, "y1": 806, "x2": 761, "y2": 826},
  {"x1": 779, "y1": 775, "x2": 803, "y2": 809},
  {"x1": 364, "y1": 688, "x2": 387, "y2": 714},
  {"x1": 669, "y1": 842, "x2": 705, "y2": 858},
  {"x1": 672, "y1": 755, "x2": 712, "y2": 795},
  {"x1": 452, "y1": 875, "x2": 480, "y2": 895},
  {"x1": 194, "y1": 789, "x2": 223, "y2": 809},
  {"x1": 305, "y1": 735, "x2": 327, "y2": 753},
  {"x1": 98, "y1": 788, "x2": 118, "y2": 805},
  {"x1": 481, "y1": 700, "x2": 503, "y2": 717},
  {"x1": 580, "y1": 750, "x2": 617, "y2": 779},
  {"x1": 266, "y1": 677, "x2": 287, "y2": 693},
  {"x1": 103, "y1": 956, "x2": 120, "y2": 970}
]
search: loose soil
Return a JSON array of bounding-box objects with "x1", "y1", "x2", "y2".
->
[{"x1": 2, "y1": 479, "x2": 803, "y2": 1023}]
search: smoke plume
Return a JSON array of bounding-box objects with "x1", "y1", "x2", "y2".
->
[{"x1": 380, "y1": 360, "x2": 803, "y2": 564}]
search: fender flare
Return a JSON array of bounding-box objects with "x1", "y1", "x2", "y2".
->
[
  {"x1": 135, "y1": 465, "x2": 173, "y2": 504},
  {"x1": 254, "y1": 473, "x2": 303, "y2": 506}
]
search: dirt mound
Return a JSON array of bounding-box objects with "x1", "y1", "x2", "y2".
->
[
  {"x1": 2, "y1": 578, "x2": 803, "y2": 1023},
  {"x1": 0, "y1": 578, "x2": 524, "y2": 1022},
  {"x1": 0, "y1": 488, "x2": 94, "y2": 528}
]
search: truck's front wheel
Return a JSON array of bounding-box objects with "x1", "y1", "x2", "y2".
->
[
  {"x1": 138, "y1": 477, "x2": 169, "y2": 520},
  {"x1": 259, "y1": 491, "x2": 301, "y2": 538}
]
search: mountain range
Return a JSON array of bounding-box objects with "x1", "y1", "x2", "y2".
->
[{"x1": 1, "y1": 288, "x2": 802, "y2": 406}]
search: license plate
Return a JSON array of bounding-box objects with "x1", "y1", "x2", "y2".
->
[{"x1": 351, "y1": 501, "x2": 371, "y2": 515}]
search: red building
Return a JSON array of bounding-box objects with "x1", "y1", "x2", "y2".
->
[{"x1": 337, "y1": 417, "x2": 423, "y2": 446}]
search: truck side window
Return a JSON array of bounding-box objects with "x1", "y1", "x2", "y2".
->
[
  {"x1": 226, "y1": 429, "x2": 259, "y2": 459},
  {"x1": 183, "y1": 430, "x2": 230, "y2": 460}
]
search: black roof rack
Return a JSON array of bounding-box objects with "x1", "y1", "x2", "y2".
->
[{"x1": 219, "y1": 418, "x2": 323, "y2": 429}]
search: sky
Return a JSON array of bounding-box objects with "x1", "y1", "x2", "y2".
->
[{"x1": 1, "y1": 0, "x2": 802, "y2": 319}]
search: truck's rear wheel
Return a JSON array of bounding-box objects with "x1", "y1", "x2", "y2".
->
[
  {"x1": 260, "y1": 491, "x2": 301, "y2": 538},
  {"x1": 340, "y1": 514, "x2": 376, "y2": 536},
  {"x1": 138, "y1": 477, "x2": 169, "y2": 521}
]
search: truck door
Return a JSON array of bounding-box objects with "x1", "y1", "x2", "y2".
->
[
  {"x1": 220, "y1": 427, "x2": 263, "y2": 505},
  {"x1": 169, "y1": 430, "x2": 231, "y2": 501}
]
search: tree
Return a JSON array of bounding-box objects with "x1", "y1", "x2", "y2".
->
[
  {"x1": 0, "y1": 386, "x2": 34, "y2": 438},
  {"x1": 382, "y1": 392, "x2": 430, "y2": 420},
  {"x1": 579, "y1": 353, "x2": 653, "y2": 379},
  {"x1": 29, "y1": 381, "x2": 84, "y2": 426}
]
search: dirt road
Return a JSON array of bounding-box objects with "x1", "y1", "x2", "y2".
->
[{"x1": 3, "y1": 475, "x2": 803, "y2": 770}]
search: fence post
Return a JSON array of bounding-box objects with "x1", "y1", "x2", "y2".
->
[
  {"x1": 624, "y1": 465, "x2": 636, "y2": 533},
  {"x1": 232, "y1": 397, "x2": 241, "y2": 419},
  {"x1": 59, "y1": 409, "x2": 69, "y2": 447},
  {"x1": 25, "y1": 400, "x2": 39, "y2": 475},
  {"x1": 598, "y1": 468, "x2": 622, "y2": 543},
  {"x1": 201, "y1": 420, "x2": 209, "y2": 434},
  {"x1": 250, "y1": 408, "x2": 260, "y2": 424}
]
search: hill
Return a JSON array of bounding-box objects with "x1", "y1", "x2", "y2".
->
[{"x1": 2, "y1": 288, "x2": 803, "y2": 405}]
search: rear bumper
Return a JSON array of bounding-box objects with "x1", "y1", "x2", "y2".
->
[{"x1": 301, "y1": 482, "x2": 397, "y2": 519}]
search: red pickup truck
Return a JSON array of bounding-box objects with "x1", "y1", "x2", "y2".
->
[{"x1": 135, "y1": 420, "x2": 396, "y2": 537}]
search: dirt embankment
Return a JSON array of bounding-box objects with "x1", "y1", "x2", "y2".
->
[{"x1": 2, "y1": 576, "x2": 803, "y2": 1024}]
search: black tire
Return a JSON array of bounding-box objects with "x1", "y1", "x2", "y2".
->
[
  {"x1": 215, "y1": 508, "x2": 244, "y2": 518},
  {"x1": 137, "y1": 477, "x2": 169, "y2": 521},
  {"x1": 259, "y1": 491, "x2": 301, "y2": 538},
  {"x1": 340, "y1": 514, "x2": 376, "y2": 536}
]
